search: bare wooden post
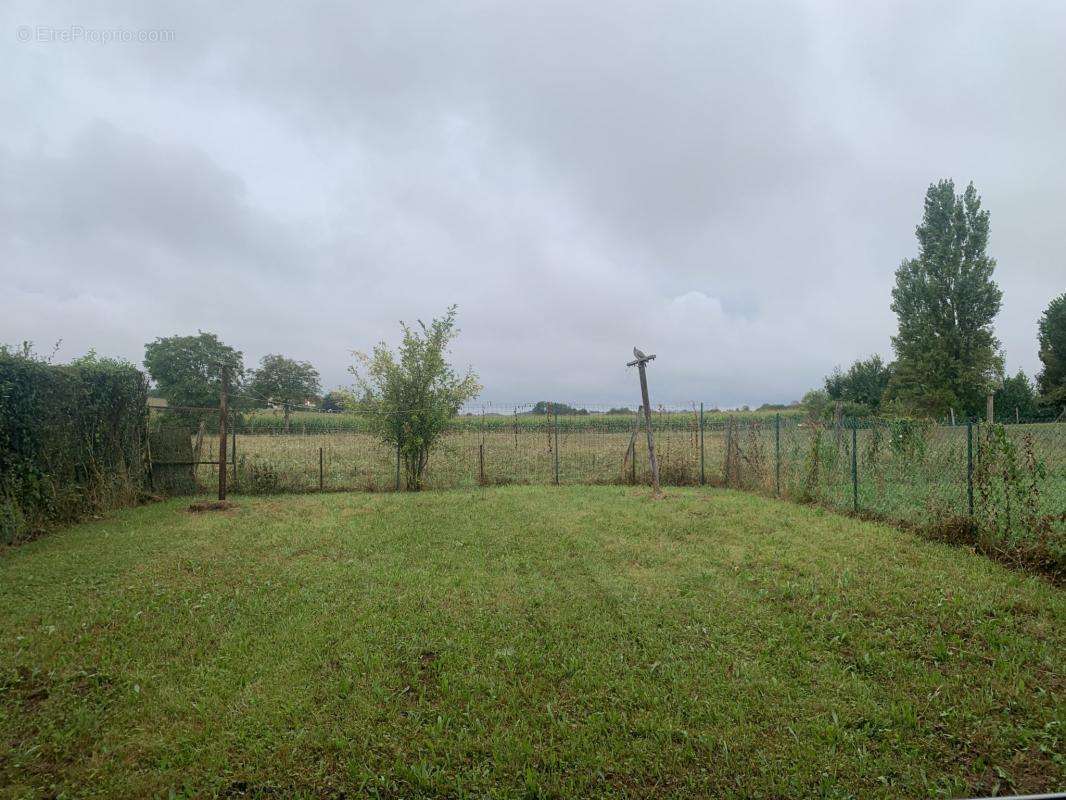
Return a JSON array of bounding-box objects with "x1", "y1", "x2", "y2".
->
[
  {"x1": 724, "y1": 417, "x2": 734, "y2": 486},
  {"x1": 627, "y1": 348, "x2": 660, "y2": 496},
  {"x1": 193, "y1": 420, "x2": 206, "y2": 466},
  {"x1": 545, "y1": 402, "x2": 553, "y2": 478},
  {"x1": 622, "y1": 406, "x2": 641, "y2": 483},
  {"x1": 630, "y1": 438, "x2": 637, "y2": 484},
  {"x1": 949, "y1": 407, "x2": 956, "y2": 427},
  {"x1": 774, "y1": 412, "x2": 781, "y2": 496},
  {"x1": 553, "y1": 406, "x2": 560, "y2": 485},
  {"x1": 699, "y1": 402, "x2": 705, "y2": 486},
  {"x1": 218, "y1": 364, "x2": 228, "y2": 501},
  {"x1": 987, "y1": 393, "x2": 994, "y2": 423}
]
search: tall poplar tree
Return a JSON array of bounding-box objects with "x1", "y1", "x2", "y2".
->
[
  {"x1": 1036, "y1": 292, "x2": 1066, "y2": 408},
  {"x1": 887, "y1": 180, "x2": 1003, "y2": 417}
]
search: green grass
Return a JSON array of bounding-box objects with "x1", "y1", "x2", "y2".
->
[
  {"x1": 3, "y1": 487, "x2": 1062, "y2": 798},
  {"x1": 186, "y1": 419, "x2": 1065, "y2": 575}
]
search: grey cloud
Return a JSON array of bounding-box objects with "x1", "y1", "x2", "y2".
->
[{"x1": 2, "y1": 0, "x2": 1064, "y2": 406}]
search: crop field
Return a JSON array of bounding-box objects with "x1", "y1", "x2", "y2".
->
[
  {"x1": 234, "y1": 407, "x2": 803, "y2": 436},
  {"x1": 2, "y1": 487, "x2": 1063, "y2": 798},
  {"x1": 175, "y1": 416, "x2": 1066, "y2": 572}
]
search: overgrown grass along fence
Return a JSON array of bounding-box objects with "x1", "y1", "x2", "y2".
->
[
  {"x1": 1, "y1": 355, "x2": 148, "y2": 544},
  {"x1": 152, "y1": 405, "x2": 1065, "y2": 577}
]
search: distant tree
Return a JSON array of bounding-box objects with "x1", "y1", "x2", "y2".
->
[
  {"x1": 995, "y1": 370, "x2": 1037, "y2": 421},
  {"x1": 530, "y1": 401, "x2": 588, "y2": 415},
  {"x1": 824, "y1": 355, "x2": 892, "y2": 412},
  {"x1": 802, "y1": 389, "x2": 830, "y2": 421},
  {"x1": 351, "y1": 306, "x2": 480, "y2": 490},
  {"x1": 607, "y1": 407, "x2": 635, "y2": 415},
  {"x1": 249, "y1": 354, "x2": 321, "y2": 431},
  {"x1": 756, "y1": 402, "x2": 797, "y2": 411},
  {"x1": 143, "y1": 332, "x2": 244, "y2": 408},
  {"x1": 320, "y1": 390, "x2": 351, "y2": 413},
  {"x1": 1036, "y1": 293, "x2": 1066, "y2": 409},
  {"x1": 886, "y1": 180, "x2": 1003, "y2": 417}
]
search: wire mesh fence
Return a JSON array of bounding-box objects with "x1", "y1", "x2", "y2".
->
[
  {"x1": 147, "y1": 401, "x2": 1065, "y2": 573},
  {"x1": 146, "y1": 404, "x2": 1058, "y2": 502},
  {"x1": 149, "y1": 403, "x2": 716, "y2": 493},
  {"x1": 143, "y1": 398, "x2": 1065, "y2": 580}
]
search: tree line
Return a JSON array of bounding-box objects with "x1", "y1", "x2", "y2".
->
[
  {"x1": 142, "y1": 308, "x2": 480, "y2": 490},
  {"x1": 806, "y1": 180, "x2": 1065, "y2": 421},
  {"x1": 142, "y1": 333, "x2": 330, "y2": 431}
]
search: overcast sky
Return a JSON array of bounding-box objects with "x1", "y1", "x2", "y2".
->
[{"x1": 2, "y1": 1, "x2": 1064, "y2": 408}]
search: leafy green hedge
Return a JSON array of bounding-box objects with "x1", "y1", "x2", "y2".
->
[{"x1": 0, "y1": 355, "x2": 149, "y2": 543}]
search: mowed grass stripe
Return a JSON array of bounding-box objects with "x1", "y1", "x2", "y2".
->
[{"x1": 1, "y1": 487, "x2": 1062, "y2": 798}]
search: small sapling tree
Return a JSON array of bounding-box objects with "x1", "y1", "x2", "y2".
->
[
  {"x1": 249, "y1": 354, "x2": 321, "y2": 431},
  {"x1": 351, "y1": 306, "x2": 480, "y2": 490}
]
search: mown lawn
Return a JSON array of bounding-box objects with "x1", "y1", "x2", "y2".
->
[{"x1": 1, "y1": 487, "x2": 1063, "y2": 799}]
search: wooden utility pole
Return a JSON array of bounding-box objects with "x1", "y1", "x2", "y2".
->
[
  {"x1": 218, "y1": 364, "x2": 229, "y2": 501},
  {"x1": 986, "y1": 393, "x2": 994, "y2": 423},
  {"x1": 627, "y1": 348, "x2": 661, "y2": 496}
]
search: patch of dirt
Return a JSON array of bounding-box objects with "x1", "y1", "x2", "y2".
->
[
  {"x1": 222, "y1": 781, "x2": 282, "y2": 798},
  {"x1": 187, "y1": 500, "x2": 238, "y2": 513}
]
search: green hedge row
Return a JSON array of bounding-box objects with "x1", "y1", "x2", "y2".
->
[{"x1": 0, "y1": 355, "x2": 149, "y2": 543}]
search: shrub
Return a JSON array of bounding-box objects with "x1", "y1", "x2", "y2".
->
[
  {"x1": 351, "y1": 307, "x2": 481, "y2": 491},
  {"x1": 0, "y1": 351, "x2": 148, "y2": 543}
]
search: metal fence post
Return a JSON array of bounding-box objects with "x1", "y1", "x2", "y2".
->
[
  {"x1": 851, "y1": 420, "x2": 858, "y2": 513},
  {"x1": 699, "y1": 402, "x2": 705, "y2": 485},
  {"x1": 479, "y1": 407, "x2": 485, "y2": 485},
  {"x1": 553, "y1": 409, "x2": 560, "y2": 485},
  {"x1": 966, "y1": 420, "x2": 974, "y2": 516},
  {"x1": 319, "y1": 446, "x2": 324, "y2": 491},
  {"x1": 775, "y1": 413, "x2": 781, "y2": 496}
]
